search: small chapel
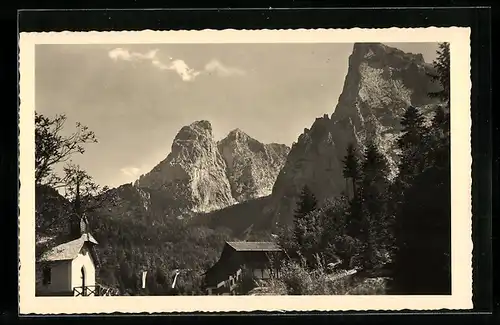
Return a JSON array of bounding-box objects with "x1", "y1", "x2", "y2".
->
[{"x1": 36, "y1": 215, "x2": 114, "y2": 296}]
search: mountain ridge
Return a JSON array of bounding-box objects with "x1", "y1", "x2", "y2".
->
[{"x1": 133, "y1": 121, "x2": 289, "y2": 219}]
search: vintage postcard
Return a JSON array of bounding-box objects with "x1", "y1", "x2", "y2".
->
[{"x1": 18, "y1": 27, "x2": 472, "y2": 314}]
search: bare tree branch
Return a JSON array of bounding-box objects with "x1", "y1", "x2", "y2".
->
[
  {"x1": 35, "y1": 113, "x2": 116, "y2": 236},
  {"x1": 35, "y1": 112, "x2": 97, "y2": 187}
]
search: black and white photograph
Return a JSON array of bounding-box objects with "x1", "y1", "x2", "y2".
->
[{"x1": 18, "y1": 28, "x2": 472, "y2": 313}]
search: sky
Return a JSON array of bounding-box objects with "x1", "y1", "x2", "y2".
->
[{"x1": 35, "y1": 42, "x2": 438, "y2": 189}]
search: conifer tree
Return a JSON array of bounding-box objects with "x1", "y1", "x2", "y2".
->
[
  {"x1": 342, "y1": 143, "x2": 363, "y2": 240},
  {"x1": 389, "y1": 42, "x2": 451, "y2": 294},
  {"x1": 358, "y1": 141, "x2": 390, "y2": 269},
  {"x1": 427, "y1": 103, "x2": 450, "y2": 170},
  {"x1": 397, "y1": 105, "x2": 429, "y2": 187},
  {"x1": 426, "y1": 41, "x2": 451, "y2": 165},
  {"x1": 294, "y1": 185, "x2": 318, "y2": 218},
  {"x1": 292, "y1": 185, "x2": 318, "y2": 258},
  {"x1": 427, "y1": 42, "x2": 450, "y2": 102},
  {"x1": 342, "y1": 143, "x2": 361, "y2": 199}
]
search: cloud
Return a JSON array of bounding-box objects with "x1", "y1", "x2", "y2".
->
[
  {"x1": 151, "y1": 57, "x2": 201, "y2": 82},
  {"x1": 108, "y1": 48, "x2": 158, "y2": 61},
  {"x1": 108, "y1": 48, "x2": 245, "y2": 82},
  {"x1": 204, "y1": 59, "x2": 246, "y2": 77},
  {"x1": 120, "y1": 166, "x2": 142, "y2": 178}
]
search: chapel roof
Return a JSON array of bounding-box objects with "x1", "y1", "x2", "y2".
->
[{"x1": 38, "y1": 233, "x2": 98, "y2": 262}]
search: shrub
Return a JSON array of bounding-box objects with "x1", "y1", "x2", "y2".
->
[
  {"x1": 280, "y1": 260, "x2": 313, "y2": 295},
  {"x1": 258, "y1": 253, "x2": 387, "y2": 296},
  {"x1": 251, "y1": 278, "x2": 287, "y2": 295},
  {"x1": 347, "y1": 277, "x2": 388, "y2": 295},
  {"x1": 266, "y1": 257, "x2": 352, "y2": 295}
]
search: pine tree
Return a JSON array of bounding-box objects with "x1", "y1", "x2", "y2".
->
[
  {"x1": 397, "y1": 105, "x2": 429, "y2": 187},
  {"x1": 391, "y1": 166, "x2": 451, "y2": 294},
  {"x1": 426, "y1": 41, "x2": 450, "y2": 163},
  {"x1": 389, "y1": 41, "x2": 451, "y2": 295},
  {"x1": 358, "y1": 141, "x2": 391, "y2": 269},
  {"x1": 292, "y1": 185, "x2": 318, "y2": 259},
  {"x1": 388, "y1": 106, "x2": 430, "y2": 255},
  {"x1": 427, "y1": 103, "x2": 450, "y2": 170},
  {"x1": 342, "y1": 143, "x2": 361, "y2": 200},
  {"x1": 319, "y1": 196, "x2": 359, "y2": 268},
  {"x1": 294, "y1": 185, "x2": 318, "y2": 219},
  {"x1": 427, "y1": 42, "x2": 450, "y2": 102},
  {"x1": 342, "y1": 143, "x2": 363, "y2": 241},
  {"x1": 361, "y1": 142, "x2": 389, "y2": 194}
]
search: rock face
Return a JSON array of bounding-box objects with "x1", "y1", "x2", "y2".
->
[
  {"x1": 137, "y1": 120, "x2": 236, "y2": 217},
  {"x1": 218, "y1": 128, "x2": 290, "y2": 202},
  {"x1": 268, "y1": 42, "x2": 442, "y2": 226},
  {"x1": 136, "y1": 121, "x2": 290, "y2": 218}
]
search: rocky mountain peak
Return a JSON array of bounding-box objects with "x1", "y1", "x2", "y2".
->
[
  {"x1": 135, "y1": 121, "x2": 289, "y2": 218},
  {"x1": 173, "y1": 120, "x2": 213, "y2": 144},
  {"x1": 218, "y1": 130, "x2": 290, "y2": 202},
  {"x1": 226, "y1": 128, "x2": 247, "y2": 140},
  {"x1": 333, "y1": 43, "x2": 436, "y2": 124},
  {"x1": 351, "y1": 43, "x2": 425, "y2": 65},
  {"x1": 191, "y1": 120, "x2": 213, "y2": 131},
  {"x1": 268, "y1": 43, "x2": 442, "y2": 226},
  {"x1": 136, "y1": 120, "x2": 235, "y2": 217}
]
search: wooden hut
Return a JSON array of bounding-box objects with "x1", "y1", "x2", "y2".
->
[{"x1": 202, "y1": 241, "x2": 284, "y2": 295}]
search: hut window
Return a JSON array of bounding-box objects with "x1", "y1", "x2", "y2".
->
[{"x1": 42, "y1": 266, "x2": 51, "y2": 285}]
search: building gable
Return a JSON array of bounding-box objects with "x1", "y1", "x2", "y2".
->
[{"x1": 79, "y1": 242, "x2": 99, "y2": 267}]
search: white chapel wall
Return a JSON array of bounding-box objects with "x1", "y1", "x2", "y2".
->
[{"x1": 71, "y1": 246, "x2": 96, "y2": 295}]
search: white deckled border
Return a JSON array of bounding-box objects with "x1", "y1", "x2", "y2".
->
[{"x1": 18, "y1": 27, "x2": 472, "y2": 314}]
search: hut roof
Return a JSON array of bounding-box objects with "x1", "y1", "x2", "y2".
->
[{"x1": 226, "y1": 241, "x2": 282, "y2": 252}]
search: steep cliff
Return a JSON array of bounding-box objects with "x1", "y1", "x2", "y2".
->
[
  {"x1": 135, "y1": 121, "x2": 289, "y2": 219},
  {"x1": 136, "y1": 120, "x2": 236, "y2": 217},
  {"x1": 269, "y1": 42, "x2": 442, "y2": 226},
  {"x1": 218, "y1": 128, "x2": 290, "y2": 202}
]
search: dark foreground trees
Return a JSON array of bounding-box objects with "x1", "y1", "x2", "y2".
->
[
  {"x1": 278, "y1": 42, "x2": 451, "y2": 295},
  {"x1": 388, "y1": 42, "x2": 451, "y2": 294}
]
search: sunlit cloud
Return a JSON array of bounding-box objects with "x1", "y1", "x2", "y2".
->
[
  {"x1": 108, "y1": 48, "x2": 158, "y2": 61},
  {"x1": 151, "y1": 57, "x2": 201, "y2": 82},
  {"x1": 205, "y1": 59, "x2": 246, "y2": 77},
  {"x1": 108, "y1": 48, "x2": 245, "y2": 82},
  {"x1": 120, "y1": 166, "x2": 142, "y2": 178}
]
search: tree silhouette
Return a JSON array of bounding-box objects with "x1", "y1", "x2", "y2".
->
[
  {"x1": 427, "y1": 42, "x2": 450, "y2": 102},
  {"x1": 293, "y1": 185, "x2": 318, "y2": 249},
  {"x1": 342, "y1": 143, "x2": 361, "y2": 200},
  {"x1": 397, "y1": 105, "x2": 429, "y2": 187},
  {"x1": 389, "y1": 41, "x2": 451, "y2": 294},
  {"x1": 35, "y1": 112, "x2": 97, "y2": 187}
]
